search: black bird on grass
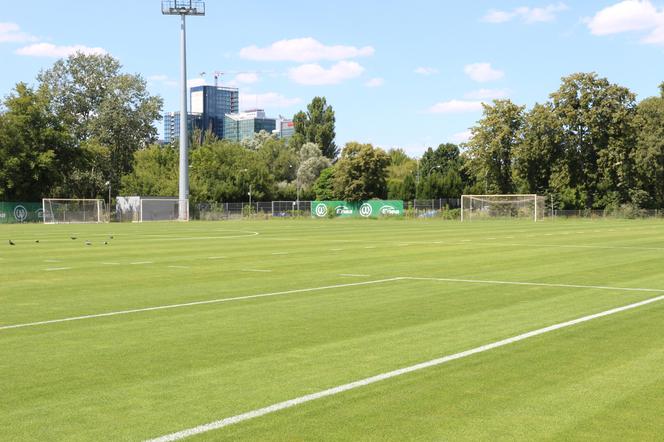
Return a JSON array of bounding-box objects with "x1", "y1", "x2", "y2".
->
[
  {"x1": 35, "y1": 240, "x2": 40, "y2": 243},
  {"x1": 8, "y1": 240, "x2": 15, "y2": 246},
  {"x1": 70, "y1": 236, "x2": 77, "y2": 240},
  {"x1": 85, "y1": 240, "x2": 91, "y2": 246},
  {"x1": 109, "y1": 235, "x2": 114, "y2": 239},
  {"x1": 103, "y1": 241, "x2": 109, "y2": 245}
]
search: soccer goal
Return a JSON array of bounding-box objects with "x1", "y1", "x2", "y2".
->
[
  {"x1": 42, "y1": 199, "x2": 107, "y2": 224},
  {"x1": 461, "y1": 194, "x2": 545, "y2": 222},
  {"x1": 139, "y1": 198, "x2": 188, "y2": 222}
]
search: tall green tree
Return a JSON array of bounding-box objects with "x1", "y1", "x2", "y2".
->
[
  {"x1": 120, "y1": 145, "x2": 178, "y2": 197},
  {"x1": 293, "y1": 97, "x2": 337, "y2": 159},
  {"x1": 465, "y1": 100, "x2": 525, "y2": 194},
  {"x1": 549, "y1": 72, "x2": 637, "y2": 208},
  {"x1": 38, "y1": 53, "x2": 163, "y2": 188},
  {"x1": 312, "y1": 167, "x2": 336, "y2": 200},
  {"x1": 512, "y1": 103, "x2": 562, "y2": 194},
  {"x1": 333, "y1": 142, "x2": 390, "y2": 201},
  {"x1": 0, "y1": 83, "x2": 73, "y2": 201},
  {"x1": 633, "y1": 83, "x2": 664, "y2": 208},
  {"x1": 386, "y1": 148, "x2": 417, "y2": 201},
  {"x1": 417, "y1": 143, "x2": 466, "y2": 199}
]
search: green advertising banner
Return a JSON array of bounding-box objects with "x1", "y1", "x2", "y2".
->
[
  {"x1": 0, "y1": 202, "x2": 44, "y2": 224},
  {"x1": 311, "y1": 200, "x2": 404, "y2": 218}
]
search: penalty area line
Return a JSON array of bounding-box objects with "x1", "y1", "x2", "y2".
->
[
  {"x1": 145, "y1": 293, "x2": 664, "y2": 442},
  {"x1": 0, "y1": 278, "x2": 404, "y2": 332}
]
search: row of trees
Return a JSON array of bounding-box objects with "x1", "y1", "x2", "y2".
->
[{"x1": 1, "y1": 53, "x2": 662, "y2": 209}]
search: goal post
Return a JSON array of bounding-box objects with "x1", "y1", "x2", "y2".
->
[
  {"x1": 461, "y1": 194, "x2": 545, "y2": 222},
  {"x1": 42, "y1": 199, "x2": 107, "y2": 224},
  {"x1": 139, "y1": 198, "x2": 188, "y2": 222}
]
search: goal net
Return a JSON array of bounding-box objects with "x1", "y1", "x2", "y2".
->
[
  {"x1": 461, "y1": 194, "x2": 545, "y2": 221},
  {"x1": 139, "y1": 198, "x2": 188, "y2": 222},
  {"x1": 42, "y1": 199, "x2": 107, "y2": 224}
]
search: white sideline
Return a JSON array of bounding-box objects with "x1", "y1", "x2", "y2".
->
[
  {"x1": 0, "y1": 278, "x2": 403, "y2": 331},
  {"x1": 403, "y1": 276, "x2": 664, "y2": 294},
  {"x1": 146, "y1": 293, "x2": 664, "y2": 442}
]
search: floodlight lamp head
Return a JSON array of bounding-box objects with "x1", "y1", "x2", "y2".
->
[{"x1": 161, "y1": 0, "x2": 205, "y2": 16}]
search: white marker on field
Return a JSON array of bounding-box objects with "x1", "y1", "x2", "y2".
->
[
  {"x1": 145, "y1": 293, "x2": 664, "y2": 442},
  {"x1": 44, "y1": 267, "x2": 72, "y2": 272}
]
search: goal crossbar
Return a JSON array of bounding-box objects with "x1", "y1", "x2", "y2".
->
[{"x1": 42, "y1": 198, "x2": 107, "y2": 224}]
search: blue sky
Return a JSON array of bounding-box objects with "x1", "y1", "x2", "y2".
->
[{"x1": 2, "y1": 1, "x2": 663, "y2": 156}]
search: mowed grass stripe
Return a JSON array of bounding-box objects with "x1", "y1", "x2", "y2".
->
[
  {"x1": 2, "y1": 280, "x2": 660, "y2": 440},
  {"x1": 148, "y1": 293, "x2": 664, "y2": 441},
  {"x1": 213, "y1": 299, "x2": 664, "y2": 441}
]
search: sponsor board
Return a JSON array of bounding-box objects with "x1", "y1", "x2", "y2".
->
[
  {"x1": 312, "y1": 200, "x2": 404, "y2": 219},
  {"x1": 0, "y1": 202, "x2": 43, "y2": 224}
]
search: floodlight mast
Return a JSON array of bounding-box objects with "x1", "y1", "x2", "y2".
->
[{"x1": 161, "y1": 1, "x2": 205, "y2": 221}]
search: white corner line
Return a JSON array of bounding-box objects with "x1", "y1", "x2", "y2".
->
[
  {"x1": 339, "y1": 274, "x2": 371, "y2": 278},
  {"x1": 145, "y1": 293, "x2": 664, "y2": 442},
  {"x1": 44, "y1": 267, "x2": 72, "y2": 272},
  {"x1": 0, "y1": 278, "x2": 404, "y2": 332}
]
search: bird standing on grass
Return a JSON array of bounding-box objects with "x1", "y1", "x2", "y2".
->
[
  {"x1": 70, "y1": 236, "x2": 77, "y2": 240},
  {"x1": 8, "y1": 240, "x2": 15, "y2": 246},
  {"x1": 85, "y1": 241, "x2": 91, "y2": 246}
]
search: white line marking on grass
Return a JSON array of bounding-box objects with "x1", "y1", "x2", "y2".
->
[
  {"x1": 43, "y1": 259, "x2": 61, "y2": 263},
  {"x1": 146, "y1": 293, "x2": 664, "y2": 442},
  {"x1": 339, "y1": 274, "x2": 370, "y2": 277},
  {"x1": 131, "y1": 261, "x2": 154, "y2": 265},
  {"x1": 271, "y1": 252, "x2": 289, "y2": 255},
  {"x1": 0, "y1": 278, "x2": 403, "y2": 332},
  {"x1": 168, "y1": 266, "x2": 190, "y2": 269},
  {"x1": 242, "y1": 269, "x2": 272, "y2": 273},
  {"x1": 101, "y1": 262, "x2": 121, "y2": 266},
  {"x1": 44, "y1": 267, "x2": 72, "y2": 272},
  {"x1": 329, "y1": 248, "x2": 343, "y2": 251},
  {"x1": 403, "y1": 276, "x2": 664, "y2": 294},
  {"x1": 364, "y1": 246, "x2": 376, "y2": 249},
  {"x1": 208, "y1": 256, "x2": 226, "y2": 260}
]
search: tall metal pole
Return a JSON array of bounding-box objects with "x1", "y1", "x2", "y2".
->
[{"x1": 178, "y1": 13, "x2": 189, "y2": 221}]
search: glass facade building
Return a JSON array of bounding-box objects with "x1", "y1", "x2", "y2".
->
[
  {"x1": 190, "y1": 85, "x2": 239, "y2": 139},
  {"x1": 223, "y1": 110, "x2": 277, "y2": 142},
  {"x1": 163, "y1": 112, "x2": 203, "y2": 144},
  {"x1": 277, "y1": 119, "x2": 295, "y2": 139}
]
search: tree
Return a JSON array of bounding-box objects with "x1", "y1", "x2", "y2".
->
[
  {"x1": 549, "y1": 72, "x2": 637, "y2": 208},
  {"x1": 465, "y1": 100, "x2": 525, "y2": 194},
  {"x1": 633, "y1": 84, "x2": 664, "y2": 208},
  {"x1": 312, "y1": 167, "x2": 336, "y2": 200},
  {"x1": 0, "y1": 83, "x2": 73, "y2": 201},
  {"x1": 333, "y1": 142, "x2": 390, "y2": 201},
  {"x1": 297, "y1": 143, "x2": 332, "y2": 191},
  {"x1": 386, "y1": 148, "x2": 417, "y2": 201},
  {"x1": 120, "y1": 145, "x2": 178, "y2": 197},
  {"x1": 293, "y1": 97, "x2": 337, "y2": 158},
  {"x1": 417, "y1": 143, "x2": 466, "y2": 199},
  {"x1": 512, "y1": 103, "x2": 562, "y2": 195},
  {"x1": 38, "y1": 53, "x2": 163, "y2": 188}
]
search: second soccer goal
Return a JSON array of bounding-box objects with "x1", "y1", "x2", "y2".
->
[{"x1": 461, "y1": 194, "x2": 545, "y2": 221}]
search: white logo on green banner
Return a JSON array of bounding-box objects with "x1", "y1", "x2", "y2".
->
[
  {"x1": 359, "y1": 203, "x2": 373, "y2": 218},
  {"x1": 315, "y1": 203, "x2": 328, "y2": 217},
  {"x1": 13, "y1": 205, "x2": 28, "y2": 222}
]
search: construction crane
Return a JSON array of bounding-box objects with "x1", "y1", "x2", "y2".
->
[{"x1": 198, "y1": 70, "x2": 269, "y2": 87}]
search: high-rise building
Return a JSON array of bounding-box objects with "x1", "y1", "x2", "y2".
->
[
  {"x1": 163, "y1": 112, "x2": 203, "y2": 145},
  {"x1": 223, "y1": 109, "x2": 277, "y2": 142},
  {"x1": 275, "y1": 118, "x2": 295, "y2": 139},
  {"x1": 190, "y1": 85, "x2": 239, "y2": 139}
]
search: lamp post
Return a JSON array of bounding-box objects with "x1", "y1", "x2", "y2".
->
[{"x1": 162, "y1": 0, "x2": 205, "y2": 221}]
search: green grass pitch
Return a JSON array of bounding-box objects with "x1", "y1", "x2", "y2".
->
[{"x1": 1, "y1": 218, "x2": 663, "y2": 441}]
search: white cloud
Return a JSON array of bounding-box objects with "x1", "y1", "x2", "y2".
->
[
  {"x1": 240, "y1": 37, "x2": 374, "y2": 62},
  {"x1": 0, "y1": 22, "x2": 38, "y2": 43},
  {"x1": 15, "y1": 43, "x2": 106, "y2": 58},
  {"x1": 464, "y1": 63, "x2": 505, "y2": 83},
  {"x1": 289, "y1": 61, "x2": 365, "y2": 85},
  {"x1": 414, "y1": 67, "x2": 439, "y2": 75},
  {"x1": 464, "y1": 88, "x2": 510, "y2": 100},
  {"x1": 482, "y1": 3, "x2": 568, "y2": 24},
  {"x1": 365, "y1": 77, "x2": 385, "y2": 87},
  {"x1": 187, "y1": 78, "x2": 207, "y2": 89},
  {"x1": 427, "y1": 100, "x2": 484, "y2": 114},
  {"x1": 450, "y1": 130, "x2": 473, "y2": 144},
  {"x1": 239, "y1": 92, "x2": 302, "y2": 109},
  {"x1": 234, "y1": 72, "x2": 259, "y2": 84},
  {"x1": 148, "y1": 74, "x2": 178, "y2": 87},
  {"x1": 586, "y1": 0, "x2": 664, "y2": 46}
]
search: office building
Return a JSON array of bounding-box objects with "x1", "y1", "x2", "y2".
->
[
  {"x1": 163, "y1": 112, "x2": 203, "y2": 145},
  {"x1": 190, "y1": 85, "x2": 239, "y2": 139},
  {"x1": 275, "y1": 118, "x2": 295, "y2": 139},
  {"x1": 223, "y1": 109, "x2": 277, "y2": 142}
]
